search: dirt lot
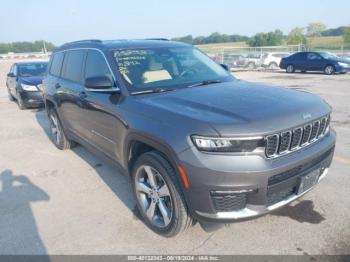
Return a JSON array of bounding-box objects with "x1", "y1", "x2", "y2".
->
[{"x1": 0, "y1": 60, "x2": 349, "y2": 255}]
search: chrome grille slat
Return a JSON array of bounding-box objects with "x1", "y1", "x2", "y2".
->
[
  {"x1": 290, "y1": 127, "x2": 303, "y2": 150},
  {"x1": 265, "y1": 115, "x2": 330, "y2": 158}
]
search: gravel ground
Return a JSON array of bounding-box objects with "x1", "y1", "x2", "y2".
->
[{"x1": 0, "y1": 60, "x2": 349, "y2": 255}]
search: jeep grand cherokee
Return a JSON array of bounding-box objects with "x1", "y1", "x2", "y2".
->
[{"x1": 42, "y1": 39, "x2": 336, "y2": 237}]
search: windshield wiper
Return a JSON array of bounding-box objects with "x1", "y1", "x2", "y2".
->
[
  {"x1": 131, "y1": 88, "x2": 175, "y2": 95},
  {"x1": 188, "y1": 79, "x2": 222, "y2": 88}
]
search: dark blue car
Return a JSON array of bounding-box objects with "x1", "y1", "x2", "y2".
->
[
  {"x1": 280, "y1": 51, "x2": 350, "y2": 75},
  {"x1": 6, "y1": 62, "x2": 48, "y2": 109}
]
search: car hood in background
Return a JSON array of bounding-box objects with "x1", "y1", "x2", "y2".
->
[
  {"x1": 20, "y1": 76, "x2": 45, "y2": 86},
  {"x1": 135, "y1": 80, "x2": 331, "y2": 136}
]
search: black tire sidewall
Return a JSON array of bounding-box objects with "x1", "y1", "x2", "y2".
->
[
  {"x1": 286, "y1": 64, "x2": 294, "y2": 73},
  {"x1": 131, "y1": 152, "x2": 188, "y2": 237}
]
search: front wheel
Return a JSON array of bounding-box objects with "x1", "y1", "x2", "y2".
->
[
  {"x1": 47, "y1": 109, "x2": 75, "y2": 150},
  {"x1": 132, "y1": 151, "x2": 192, "y2": 237},
  {"x1": 268, "y1": 62, "x2": 278, "y2": 70},
  {"x1": 7, "y1": 88, "x2": 14, "y2": 101},
  {"x1": 324, "y1": 65, "x2": 335, "y2": 75},
  {"x1": 16, "y1": 92, "x2": 26, "y2": 110}
]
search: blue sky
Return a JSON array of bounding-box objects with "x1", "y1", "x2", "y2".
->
[{"x1": 1, "y1": 0, "x2": 349, "y2": 44}]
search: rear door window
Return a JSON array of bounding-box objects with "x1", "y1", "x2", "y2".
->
[
  {"x1": 62, "y1": 50, "x2": 86, "y2": 83},
  {"x1": 50, "y1": 52, "x2": 65, "y2": 76}
]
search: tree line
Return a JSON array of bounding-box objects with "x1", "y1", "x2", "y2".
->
[
  {"x1": 172, "y1": 24, "x2": 350, "y2": 47},
  {"x1": 0, "y1": 41, "x2": 55, "y2": 54}
]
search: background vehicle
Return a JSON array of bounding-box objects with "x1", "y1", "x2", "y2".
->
[
  {"x1": 6, "y1": 62, "x2": 48, "y2": 109},
  {"x1": 280, "y1": 51, "x2": 350, "y2": 75},
  {"x1": 243, "y1": 53, "x2": 262, "y2": 69},
  {"x1": 223, "y1": 54, "x2": 246, "y2": 68},
  {"x1": 43, "y1": 39, "x2": 335, "y2": 237},
  {"x1": 261, "y1": 52, "x2": 290, "y2": 69}
]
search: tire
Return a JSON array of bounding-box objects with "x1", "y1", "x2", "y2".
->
[
  {"x1": 16, "y1": 92, "x2": 26, "y2": 110},
  {"x1": 247, "y1": 62, "x2": 255, "y2": 70},
  {"x1": 286, "y1": 64, "x2": 295, "y2": 73},
  {"x1": 131, "y1": 151, "x2": 192, "y2": 237},
  {"x1": 47, "y1": 108, "x2": 75, "y2": 150},
  {"x1": 268, "y1": 62, "x2": 278, "y2": 70},
  {"x1": 324, "y1": 65, "x2": 335, "y2": 75},
  {"x1": 7, "y1": 88, "x2": 14, "y2": 101}
]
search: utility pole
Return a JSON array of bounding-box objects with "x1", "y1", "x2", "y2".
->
[{"x1": 42, "y1": 40, "x2": 47, "y2": 54}]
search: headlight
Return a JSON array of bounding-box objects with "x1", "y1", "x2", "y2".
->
[
  {"x1": 191, "y1": 135, "x2": 264, "y2": 152},
  {"x1": 21, "y1": 83, "x2": 38, "y2": 91},
  {"x1": 338, "y1": 62, "x2": 349, "y2": 68}
]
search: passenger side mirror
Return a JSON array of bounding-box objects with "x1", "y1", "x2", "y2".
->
[
  {"x1": 85, "y1": 76, "x2": 119, "y2": 92},
  {"x1": 220, "y1": 64, "x2": 230, "y2": 72}
]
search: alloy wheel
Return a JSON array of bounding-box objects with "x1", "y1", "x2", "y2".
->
[
  {"x1": 49, "y1": 113, "x2": 61, "y2": 145},
  {"x1": 135, "y1": 165, "x2": 173, "y2": 228},
  {"x1": 325, "y1": 66, "x2": 334, "y2": 75}
]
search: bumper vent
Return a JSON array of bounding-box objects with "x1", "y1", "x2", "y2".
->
[
  {"x1": 265, "y1": 115, "x2": 330, "y2": 158},
  {"x1": 210, "y1": 192, "x2": 247, "y2": 212}
]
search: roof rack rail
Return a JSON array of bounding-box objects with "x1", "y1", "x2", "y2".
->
[
  {"x1": 62, "y1": 39, "x2": 102, "y2": 46},
  {"x1": 145, "y1": 38, "x2": 169, "y2": 41}
]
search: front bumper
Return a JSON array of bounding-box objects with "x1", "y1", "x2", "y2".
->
[
  {"x1": 19, "y1": 91, "x2": 44, "y2": 107},
  {"x1": 178, "y1": 131, "x2": 336, "y2": 223}
]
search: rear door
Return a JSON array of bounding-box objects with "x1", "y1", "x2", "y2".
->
[{"x1": 58, "y1": 49, "x2": 88, "y2": 139}]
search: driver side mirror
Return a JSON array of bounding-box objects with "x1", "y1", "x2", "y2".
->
[
  {"x1": 7, "y1": 72, "x2": 16, "y2": 77},
  {"x1": 84, "y1": 76, "x2": 120, "y2": 92},
  {"x1": 220, "y1": 64, "x2": 230, "y2": 72}
]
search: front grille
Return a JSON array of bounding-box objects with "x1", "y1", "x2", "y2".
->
[
  {"x1": 211, "y1": 192, "x2": 247, "y2": 212},
  {"x1": 265, "y1": 115, "x2": 330, "y2": 158}
]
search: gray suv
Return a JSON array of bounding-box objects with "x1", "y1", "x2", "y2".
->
[{"x1": 43, "y1": 39, "x2": 336, "y2": 237}]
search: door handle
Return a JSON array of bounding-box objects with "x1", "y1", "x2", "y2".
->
[
  {"x1": 55, "y1": 83, "x2": 61, "y2": 89},
  {"x1": 79, "y1": 91, "x2": 87, "y2": 99}
]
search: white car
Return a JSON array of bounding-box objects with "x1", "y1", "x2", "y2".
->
[{"x1": 261, "y1": 52, "x2": 290, "y2": 69}]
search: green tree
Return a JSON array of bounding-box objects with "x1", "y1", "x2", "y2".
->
[
  {"x1": 247, "y1": 29, "x2": 284, "y2": 47},
  {"x1": 287, "y1": 27, "x2": 307, "y2": 45},
  {"x1": 343, "y1": 26, "x2": 350, "y2": 46},
  {"x1": 306, "y1": 22, "x2": 327, "y2": 37}
]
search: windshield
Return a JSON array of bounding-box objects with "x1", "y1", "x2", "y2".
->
[
  {"x1": 113, "y1": 46, "x2": 234, "y2": 93},
  {"x1": 18, "y1": 63, "x2": 48, "y2": 77},
  {"x1": 319, "y1": 52, "x2": 339, "y2": 60}
]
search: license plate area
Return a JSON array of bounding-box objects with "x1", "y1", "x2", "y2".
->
[{"x1": 297, "y1": 169, "x2": 320, "y2": 195}]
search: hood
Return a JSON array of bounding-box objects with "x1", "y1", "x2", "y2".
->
[
  {"x1": 20, "y1": 76, "x2": 45, "y2": 86},
  {"x1": 133, "y1": 80, "x2": 331, "y2": 136}
]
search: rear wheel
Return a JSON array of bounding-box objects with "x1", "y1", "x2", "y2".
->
[
  {"x1": 286, "y1": 64, "x2": 295, "y2": 73},
  {"x1": 132, "y1": 151, "x2": 192, "y2": 237},
  {"x1": 268, "y1": 62, "x2": 278, "y2": 70},
  {"x1": 247, "y1": 62, "x2": 255, "y2": 70},
  {"x1": 324, "y1": 65, "x2": 335, "y2": 75},
  {"x1": 47, "y1": 109, "x2": 75, "y2": 150}
]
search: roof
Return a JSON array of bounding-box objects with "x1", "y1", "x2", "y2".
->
[{"x1": 55, "y1": 39, "x2": 190, "y2": 52}]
